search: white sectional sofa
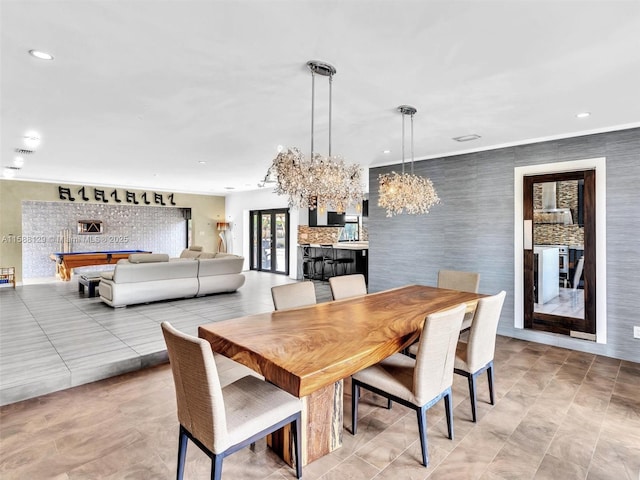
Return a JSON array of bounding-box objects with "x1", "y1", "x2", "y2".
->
[{"x1": 98, "y1": 252, "x2": 245, "y2": 307}]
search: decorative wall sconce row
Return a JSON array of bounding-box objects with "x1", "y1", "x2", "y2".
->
[{"x1": 58, "y1": 185, "x2": 177, "y2": 206}]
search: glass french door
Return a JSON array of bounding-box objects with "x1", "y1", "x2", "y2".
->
[{"x1": 250, "y1": 209, "x2": 289, "y2": 275}]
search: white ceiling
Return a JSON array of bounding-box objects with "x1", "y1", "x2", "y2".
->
[{"x1": 2, "y1": 0, "x2": 640, "y2": 195}]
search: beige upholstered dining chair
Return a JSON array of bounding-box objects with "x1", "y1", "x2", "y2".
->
[
  {"x1": 271, "y1": 281, "x2": 317, "y2": 310},
  {"x1": 437, "y1": 269, "x2": 480, "y2": 292},
  {"x1": 161, "y1": 322, "x2": 303, "y2": 480},
  {"x1": 351, "y1": 304, "x2": 466, "y2": 467},
  {"x1": 329, "y1": 274, "x2": 367, "y2": 300},
  {"x1": 437, "y1": 269, "x2": 481, "y2": 331},
  {"x1": 406, "y1": 269, "x2": 481, "y2": 357},
  {"x1": 454, "y1": 290, "x2": 506, "y2": 422}
]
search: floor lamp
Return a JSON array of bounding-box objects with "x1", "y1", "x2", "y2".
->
[{"x1": 216, "y1": 222, "x2": 230, "y2": 253}]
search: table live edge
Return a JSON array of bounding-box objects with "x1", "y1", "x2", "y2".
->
[{"x1": 198, "y1": 284, "x2": 484, "y2": 466}]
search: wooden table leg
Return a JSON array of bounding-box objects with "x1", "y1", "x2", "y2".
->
[
  {"x1": 56, "y1": 262, "x2": 71, "y2": 281},
  {"x1": 268, "y1": 380, "x2": 343, "y2": 466}
]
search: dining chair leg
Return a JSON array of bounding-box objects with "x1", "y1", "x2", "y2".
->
[
  {"x1": 292, "y1": 415, "x2": 302, "y2": 479},
  {"x1": 444, "y1": 391, "x2": 454, "y2": 440},
  {"x1": 211, "y1": 454, "x2": 223, "y2": 480},
  {"x1": 177, "y1": 426, "x2": 188, "y2": 480},
  {"x1": 416, "y1": 405, "x2": 429, "y2": 466},
  {"x1": 487, "y1": 363, "x2": 495, "y2": 405},
  {"x1": 387, "y1": 398, "x2": 392, "y2": 409},
  {"x1": 351, "y1": 382, "x2": 360, "y2": 434},
  {"x1": 468, "y1": 373, "x2": 478, "y2": 422}
]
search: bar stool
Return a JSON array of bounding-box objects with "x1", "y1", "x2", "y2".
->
[
  {"x1": 334, "y1": 251, "x2": 355, "y2": 276},
  {"x1": 319, "y1": 245, "x2": 335, "y2": 280},
  {"x1": 302, "y1": 245, "x2": 324, "y2": 280},
  {"x1": 321, "y1": 246, "x2": 356, "y2": 278}
]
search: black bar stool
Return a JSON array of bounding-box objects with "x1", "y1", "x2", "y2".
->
[{"x1": 301, "y1": 245, "x2": 324, "y2": 280}]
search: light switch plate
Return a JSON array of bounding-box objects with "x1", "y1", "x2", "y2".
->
[{"x1": 634, "y1": 326, "x2": 640, "y2": 339}]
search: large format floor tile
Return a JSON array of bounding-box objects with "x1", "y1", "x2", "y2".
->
[
  {"x1": 0, "y1": 271, "x2": 310, "y2": 405},
  {"x1": 1, "y1": 336, "x2": 637, "y2": 479},
  {"x1": 0, "y1": 272, "x2": 638, "y2": 479}
]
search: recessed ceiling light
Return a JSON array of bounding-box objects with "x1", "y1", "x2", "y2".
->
[
  {"x1": 277, "y1": 145, "x2": 284, "y2": 153},
  {"x1": 3, "y1": 167, "x2": 20, "y2": 178},
  {"x1": 452, "y1": 134, "x2": 482, "y2": 142},
  {"x1": 28, "y1": 50, "x2": 54, "y2": 60},
  {"x1": 198, "y1": 161, "x2": 206, "y2": 165},
  {"x1": 13, "y1": 156, "x2": 24, "y2": 168},
  {"x1": 576, "y1": 112, "x2": 591, "y2": 118},
  {"x1": 383, "y1": 150, "x2": 391, "y2": 154},
  {"x1": 224, "y1": 187, "x2": 235, "y2": 190},
  {"x1": 23, "y1": 132, "x2": 41, "y2": 149}
]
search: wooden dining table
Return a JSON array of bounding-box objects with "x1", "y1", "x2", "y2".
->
[{"x1": 198, "y1": 284, "x2": 484, "y2": 466}]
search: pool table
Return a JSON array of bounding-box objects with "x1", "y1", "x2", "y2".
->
[{"x1": 49, "y1": 250, "x2": 151, "y2": 281}]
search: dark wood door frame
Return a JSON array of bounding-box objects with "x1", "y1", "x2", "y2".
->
[{"x1": 523, "y1": 170, "x2": 596, "y2": 335}]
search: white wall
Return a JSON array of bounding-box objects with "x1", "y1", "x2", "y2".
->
[{"x1": 225, "y1": 188, "x2": 301, "y2": 278}]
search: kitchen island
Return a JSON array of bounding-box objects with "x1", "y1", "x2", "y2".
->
[{"x1": 299, "y1": 242, "x2": 368, "y2": 282}]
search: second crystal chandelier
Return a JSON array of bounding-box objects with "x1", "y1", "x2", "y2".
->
[
  {"x1": 266, "y1": 61, "x2": 364, "y2": 213},
  {"x1": 378, "y1": 106, "x2": 440, "y2": 217}
]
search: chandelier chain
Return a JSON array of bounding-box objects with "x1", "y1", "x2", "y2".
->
[
  {"x1": 329, "y1": 74, "x2": 333, "y2": 157},
  {"x1": 410, "y1": 110, "x2": 414, "y2": 175},
  {"x1": 310, "y1": 69, "x2": 315, "y2": 157},
  {"x1": 401, "y1": 111, "x2": 406, "y2": 175}
]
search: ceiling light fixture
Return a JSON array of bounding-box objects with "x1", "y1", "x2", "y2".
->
[
  {"x1": 383, "y1": 150, "x2": 391, "y2": 154},
  {"x1": 576, "y1": 112, "x2": 591, "y2": 118},
  {"x1": 264, "y1": 60, "x2": 364, "y2": 213},
  {"x1": 378, "y1": 105, "x2": 440, "y2": 217},
  {"x1": 23, "y1": 132, "x2": 41, "y2": 150},
  {"x1": 3, "y1": 167, "x2": 20, "y2": 179},
  {"x1": 452, "y1": 134, "x2": 481, "y2": 142},
  {"x1": 14, "y1": 147, "x2": 34, "y2": 155},
  {"x1": 28, "y1": 50, "x2": 54, "y2": 60}
]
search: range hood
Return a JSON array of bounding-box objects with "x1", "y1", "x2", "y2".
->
[{"x1": 534, "y1": 182, "x2": 573, "y2": 225}]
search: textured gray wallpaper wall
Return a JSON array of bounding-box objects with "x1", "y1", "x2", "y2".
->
[
  {"x1": 21, "y1": 202, "x2": 187, "y2": 278},
  {"x1": 368, "y1": 128, "x2": 640, "y2": 362}
]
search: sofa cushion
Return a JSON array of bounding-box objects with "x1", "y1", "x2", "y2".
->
[
  {"x1": 129, "y1": 253, "x2": 169, "y2": 263},
  {"x1": 180, "y1": 245, "x2": 204, "y2": 258},
  {"x1": 114, "y1": 258, "x2": 198, "y2": 283},
  {"x1": 180, "y1": 250, "x2": 200, "y2": 258},
  {"x1": 100, "y1": 271, "x2": 114, "y2": 280},
  {"x1": 198, "y1": 252, "x2": 217, "y2": 259},
  {"x1": 198, "y1": 256, "x2": 244, "y2": 276}
]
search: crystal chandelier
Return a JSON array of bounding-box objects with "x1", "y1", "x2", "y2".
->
[
  {"x1": 378, "y1": 105, "x2": 440, "y2": 217},
  {"x1": 266, "y1": 61, "x2": 364, "y2": 213}
]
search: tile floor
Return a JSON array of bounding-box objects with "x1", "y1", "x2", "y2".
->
[
  {"x1": 1, "y1": 273, "x2": 639, "y2": 479},
  {"x1": 534, "y1": 287, "x2": 585, "y2": 319},
  {"x1": 0, "y1": 271, "x2": 326, "y2": 406}
]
